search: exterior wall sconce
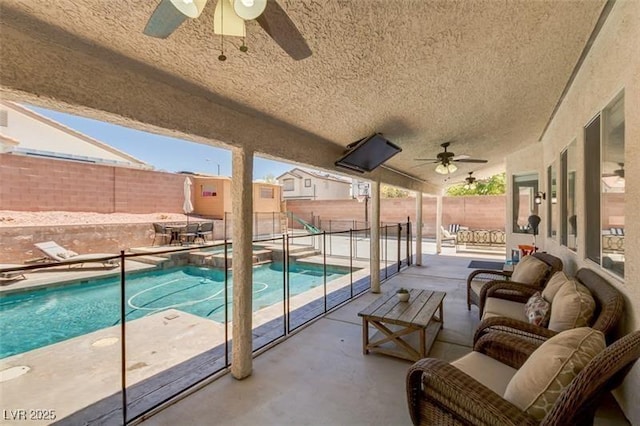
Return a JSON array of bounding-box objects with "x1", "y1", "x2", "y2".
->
[{"x1": 534, "y1": 192, "x2": 546, "y2": 205}]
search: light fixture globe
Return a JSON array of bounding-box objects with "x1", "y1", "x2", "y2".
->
[
  {"x1": 447, "y1": 163, "x2": 458, "y2": 174},
  {"x1": 170, "y1": 0, "x2": 208, "y2": 18},
  {"x1": 233, "y1": 0, "x2": 267, "y2": 20},
  {"x1": 435, "y1": 164, "x2": 448, "y2": 175}
]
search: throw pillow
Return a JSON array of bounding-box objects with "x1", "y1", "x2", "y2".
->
[
  {"x1": 524, "y1": 292, "x2": 551, "y2": 326},
  {"x1": 504, "y1": 327, "x2": 605, "y2": 420},
  {"x1": 510, "y1": 255, "x2": 548, "y2": 285},
  {"x1": 548, "y1": 280, "x2": 596, "y2": 332},
  {"x1": 542, "y1": 271, "x2": 570, "y2": 304},
  {"x1": 57, "y1": 250, "x2": 78, "y2": 259}
]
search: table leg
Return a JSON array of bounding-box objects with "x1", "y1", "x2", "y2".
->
[{"x1": 362, "y1": 317, "x2": 369, "y2": 355}]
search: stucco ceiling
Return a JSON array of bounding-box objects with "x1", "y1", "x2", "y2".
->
[{"x1": 0, "y1": 0, "x2": 606, "y2": 188}]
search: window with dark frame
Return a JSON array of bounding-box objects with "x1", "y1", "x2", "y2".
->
[
  {"x1": 584, "y1": 92, "x2": 625, "y2": 278},
  {"x1": 304, "y1": 179, "x2": 311, "y2": 187}
]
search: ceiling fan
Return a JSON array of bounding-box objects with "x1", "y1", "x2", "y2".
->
[
  {"x1": 143, "y1": 0, "x2": 312, "y2": 61},
  {"x1": 414, "y1": 142, "x2": 488, "y2": 175},
  {"x1": 464, "y1": 172, "x2": 477, "y2": 189},
  {"x1": 603, "y1": 162, "x2": 625, "y2": 178}
]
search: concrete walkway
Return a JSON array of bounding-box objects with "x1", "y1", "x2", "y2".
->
[{"x1": 141, "y1": 252, "x2": 628, "y2": 426}]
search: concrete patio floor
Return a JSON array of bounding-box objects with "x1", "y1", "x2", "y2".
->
[{"x1": 141, "y1": 252, "x2": 629, "y2": 426}]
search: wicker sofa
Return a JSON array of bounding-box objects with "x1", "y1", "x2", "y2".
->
[
  {"x1": 467, "y1": 252, "x2": 563, "y2": 317},
  {"x1": 406, "y1": 330, "x2": 640, "y2": 426},
  {"x1": 474, "y1": 268, "x2": 625, "y2": 345}
]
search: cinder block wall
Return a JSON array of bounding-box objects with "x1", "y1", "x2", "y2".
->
[
  {"x1": 286, "y1": 195, "x2": 506, "y2": 237},
  {"x1": 0, "y1": 154, "x2": 184, "y2": 213}
]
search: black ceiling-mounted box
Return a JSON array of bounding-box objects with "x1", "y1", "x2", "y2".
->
[{"x1": 335, "y1": 133, "x2": 402, "y2": 173}]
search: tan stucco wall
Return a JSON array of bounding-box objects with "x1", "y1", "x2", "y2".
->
[
  {"x1": 507, "y1": 1, "x2": 640, "y2": 421},
  {"x1": 253, "y1": 183, "x2": 281, "y2": 213},
  {"x1": 192, "y1": 176, "x2": 230, "y2": 218}
]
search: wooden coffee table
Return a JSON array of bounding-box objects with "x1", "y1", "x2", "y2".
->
[{"x1": 358, "y1": 288, "x2": 445, "y2": 362}]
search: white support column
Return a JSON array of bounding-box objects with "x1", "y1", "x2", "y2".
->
[
  {"x1": 415, "y1": 191, "x2": 423, "y2": 265},
  {"x1": 435, "y1": 192, "x2": 443, "y2": 254},
  {"x1": 370, "y1": 179, "x2": 381, "y2": 293},
  {"x1": 231, "y1": 147, "x2": 254, "y2": 380}
]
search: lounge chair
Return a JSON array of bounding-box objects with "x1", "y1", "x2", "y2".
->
[
  {"x1": 34, "y1": 241, "x2": 120, "y2": 268},
  {"x1": 0, "y1": 264, "x2": 26, "y2": 282}
]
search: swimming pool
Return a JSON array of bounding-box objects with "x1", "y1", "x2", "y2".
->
[{"x1": 0, "y1": 263, "x2": 350, "y2": 358}]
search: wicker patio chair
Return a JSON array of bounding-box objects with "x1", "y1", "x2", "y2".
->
[
  {"x1": 406, "y1": 330, "x2": 640, "y2": 426},
  {"x1": 474, "y1": 268, "x2": 625, "y2": 345},
  {"x1": 467, "y1": 252, "x2": 563, "y2": 318},
  {"x1": 152, "y1": 223, "x2": 171, "y2": 246}
]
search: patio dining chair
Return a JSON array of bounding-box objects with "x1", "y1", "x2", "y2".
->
[
  {"x1": 152, "y1": 223, "x2": 171, "y2": 246},
  {"x1": 180, "y1": 223, "x2": 200, "y2": 245},
  {"x1": 196, "y1": 221, "x2": 214, "y2": 242}
]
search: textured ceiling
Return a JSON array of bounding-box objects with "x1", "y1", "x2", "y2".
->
[{"x1": 0, "y1": 0, "x2": 606, "y2": 187}]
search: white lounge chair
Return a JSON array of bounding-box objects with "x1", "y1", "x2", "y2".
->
[
  {"x1": 0, "y1": 264, "x2": 26, "y2": 282},
  {"x1": 34, "y1": 241, "x2": 119, "y2": 268}
]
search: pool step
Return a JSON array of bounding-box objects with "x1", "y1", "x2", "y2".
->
[
  {"x1": 288, "y1": 250, "x2": 321, "y2": 260},
  {"x1": 132, "y1": 255, "x2": 171, "y2": 266}
]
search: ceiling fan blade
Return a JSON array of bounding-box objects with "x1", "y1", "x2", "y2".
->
[
  {"x1": 256, "y1": 1, "x2": 312, "y2": 60},
  {"x1": 454, "y1": 159, "x2": 488, "y2": 163},
  {"x1": 413, "y1": 158, "x2": 439, "y2": 162},
  {"x1": 143, "y1": 0, "x2": 189, "y2": 39}
]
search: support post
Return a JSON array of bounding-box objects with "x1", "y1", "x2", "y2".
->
[
  {"x1": 436, "y1": 191, "x2": 443, "y2": 254},
  {"x1": 370, "y1": 179, "x2": 381, "y2": 293},
  {"x1": 231, "y1": 147, "x2": 254, "y2": 379},
  {"x1": 415, "y1": 191, "x2": 423, "y2": 265}
]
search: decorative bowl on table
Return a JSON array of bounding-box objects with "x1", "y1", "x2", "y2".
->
[{"x1": 396, "y1": 288, "x2": 410, "y2": 302}]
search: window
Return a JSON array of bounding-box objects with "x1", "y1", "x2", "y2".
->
[
  {"x1": 561, "y1": 141, "x2": 577, "y2": 251},
  {"x1": 512, "y1": 173, "x2": 539, "y2": 233},
  {"x1": 547, "y1": 163, "x2": 557, "y2": 239},
  {"x1": 585, "y1": 93, "x2": 625, "y2": 277},
  {"x1": 260, "y1": 187, "x2": 274, "y2": 199},
  {"x1": 283, "y1": 178, "x2": 294, "y2": 191},
  {"x1": 304, "y1": 179, "x2": 311, "y2": 188},
  {"x1": 201, "y1": 184, "x2": 217, "y2": 197}
]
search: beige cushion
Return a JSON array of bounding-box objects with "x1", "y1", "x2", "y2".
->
[
  {"x1": 482, "y1": 297, "x2": 527, "y2": 322},
  {"x1": 504, "y1": 327, "x2": 605, "y2": 420},
  {"x1": 452, "y1": 352, "x2": 517, "y2": 396},
  {"x1": 542, "y1": 271, "x2": 570, "y2": 303},
  {"x1": 511, "y1": 255, "x2": 548, "y2": 285},
  {"x1": 548, "y1": 281, "x2": 596, "y2": 332},
  {"x1": 470, "y1": 279, "x2": 486, "y2": 298}
]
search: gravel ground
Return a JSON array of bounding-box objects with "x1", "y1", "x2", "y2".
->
[{"x1": 0, "y1": 210, "x2": 194, "y2": 227}]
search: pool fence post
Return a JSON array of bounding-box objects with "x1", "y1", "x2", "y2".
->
[{"x1": 119, "y1": 250, "x2": 127, "y2": 423}]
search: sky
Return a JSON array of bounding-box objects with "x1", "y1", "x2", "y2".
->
[{"x1": 29, "y1": 105, "x2": 295, "y2": 180}]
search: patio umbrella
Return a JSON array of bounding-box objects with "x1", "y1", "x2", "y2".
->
[{"x1": 183, "y1": 177, "x2": 194, "y2": 225}]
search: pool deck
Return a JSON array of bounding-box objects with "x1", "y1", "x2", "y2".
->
[{"x1": 0, "y1": 309, "x2": 226, "y2": 424}]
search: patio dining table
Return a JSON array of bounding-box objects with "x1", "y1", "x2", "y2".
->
[{"x1": 164, "y1": 224, "x2": 186, "y2": 245}]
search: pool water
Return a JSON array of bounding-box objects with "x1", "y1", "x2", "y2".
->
[{"x1": 0, "y1": 263, "x2": 349, "y2": 358}]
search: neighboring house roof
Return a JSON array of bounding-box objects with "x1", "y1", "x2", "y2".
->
[
  {"x1": 0, "y1": 101, "x2": 152, "y2": 169},
  {"x1": 277, "y1": 167, "x2": 351, "y2": 184}
]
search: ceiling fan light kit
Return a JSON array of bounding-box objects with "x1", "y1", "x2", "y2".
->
[
  {"x1": 435, "y1": 163, "x2": 457, "y2": 175},
  {"x1": 414, "y1": 141, "x2": 488, "y2": 177},
  {"x1": 144, "y1": 0, "x2": 312, "y2": 61}
]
